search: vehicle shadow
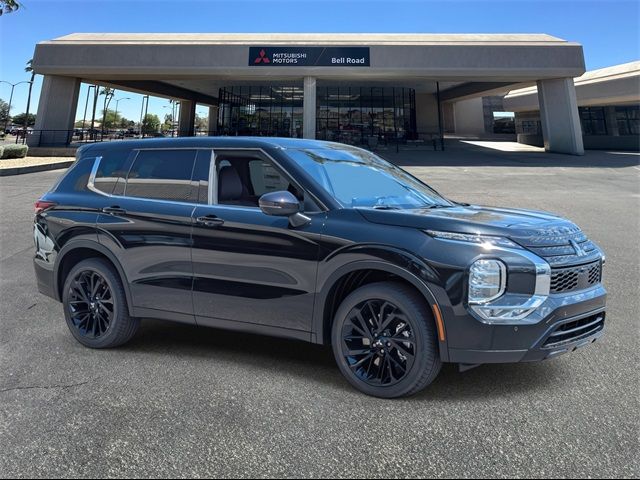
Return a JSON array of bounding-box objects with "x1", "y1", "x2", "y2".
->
[{"x1": 123, "y1": 318, "x2": 567, "y2": 400}]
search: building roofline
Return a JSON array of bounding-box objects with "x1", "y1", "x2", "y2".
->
[
  {"x1": 43, "y1": 32, "x2": 577, "y2": 47},
  {"x1": 506, "y1": 61, "x2": 640, "y2": 98}
]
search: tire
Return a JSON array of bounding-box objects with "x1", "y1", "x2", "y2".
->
[
  {"x1": 331, "y1": 281, "x2": 442, "y2": 398},
  {"x1": 62, "y1": 258, "x2": 139, "y2": 348}
]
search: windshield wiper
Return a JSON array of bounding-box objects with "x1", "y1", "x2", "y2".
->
[
  {"x1": 372, "y1": 205, "x2": 401, "y2": 210},
  {"x1": 424, "y1": 204, "x2": 452, "y2": 209}
]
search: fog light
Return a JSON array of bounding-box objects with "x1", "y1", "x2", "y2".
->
[{"x1": 468, "y1": 259, "x2": 506, "y2": 304}]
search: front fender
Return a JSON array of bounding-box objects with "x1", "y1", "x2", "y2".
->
[{"x1": 312, "y1": 244, "x2": 451, "y2": 362}]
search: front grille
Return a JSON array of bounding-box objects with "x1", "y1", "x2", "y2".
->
[
  {"x1": 542, "y1": 312, "x2": 605, "y2": 349},
  {"x1": 550, "y1": 261, "x2": 602, "y2": 294},
  {"x1": 527, "y1": 237, "x2": 599, "y2": 267}
]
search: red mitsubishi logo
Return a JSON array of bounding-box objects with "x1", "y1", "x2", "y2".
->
[{"x1": 254, "y1": 49, "x2": 270, "y2": 64}]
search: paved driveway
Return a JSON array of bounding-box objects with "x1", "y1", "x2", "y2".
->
[{"x1": 1, "y1": 144, "x2": 638, "y2": 478}]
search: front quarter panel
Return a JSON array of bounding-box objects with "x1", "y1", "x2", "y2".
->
[{"x1": 313, "y1": 209, "x2": 455, "y2": 359}]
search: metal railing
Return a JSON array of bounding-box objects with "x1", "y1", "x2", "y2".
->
[
  {"x1": 11, "y1": 129, "x2": 219, "y2": 147},
  {"x1": 11, "y1": 129, "x2": 444, "y2": 151}
]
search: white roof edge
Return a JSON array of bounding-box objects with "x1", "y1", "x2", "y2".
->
[
  {"x1": 43, "y1": 32, "x2": 574, "y2": 46},
  {"x1": 505, "y1": 61, "x2": 640, "y2": 98}
]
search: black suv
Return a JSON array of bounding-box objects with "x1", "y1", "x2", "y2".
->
[{"x1": 34, "y1": 138, "x2": 606, "y2": 398}]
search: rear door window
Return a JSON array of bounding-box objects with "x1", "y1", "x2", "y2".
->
[{"x1": 125, "y1": 149, "x2": 198, "y2": 202}]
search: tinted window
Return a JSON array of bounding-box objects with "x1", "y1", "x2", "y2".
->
[
  {"x1": 215, "y1": 155, "x2": 303, "y2": 208},
  {"x1": 125, "y1": 149, "x2": 197, "y2": 202},
  {"x1": 192, "y1": 150, "x2": 212, "y2": 204},
  {"x1": 93, "y1": 151, "x2": 131, "y2": 195},
  {"x1": 248, "y1": 160, "x2": 290, "y2": 196},
  {"x1": 287, "y1": 147, "x2": 451, "y2": 209}
]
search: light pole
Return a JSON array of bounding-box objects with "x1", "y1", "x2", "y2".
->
[
  {"x1": 81, "y1": 85, "x2": 96, "y2": 134},
  {"x1": 0, "y1": 80, "x2": 32, "y2": 133},
  {"x1": 139, "y1": 95, "x2": 149, "y2": 137},
  {"x1": 113, "y1": 97, "x2": 130, "y2": 132}
]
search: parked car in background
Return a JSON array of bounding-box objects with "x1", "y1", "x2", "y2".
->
[{"x1": 33, "y1": 138, "x2": 606, "y2": 398}]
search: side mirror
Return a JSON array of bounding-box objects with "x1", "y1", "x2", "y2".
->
[
  {"x1": 259, "y1": 190, "x2": 311, "y2": 227},
  {"x1": 259, "y1": 190, "x2": 300, "y2": 216}
]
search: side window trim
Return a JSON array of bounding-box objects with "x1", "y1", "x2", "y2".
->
[
  {"x1": 209, "y1": 149, "x2": 217, "y2": 205},
  {"x1": 87, "y1": 156, "x2": 104, "y2": 195}
]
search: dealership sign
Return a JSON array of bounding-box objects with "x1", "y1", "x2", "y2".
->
[{"x1": 249, "y1": 47, "x2": 370, "y2": 67}]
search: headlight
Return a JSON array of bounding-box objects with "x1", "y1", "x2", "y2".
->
[
  {"x1": 469, "y1": 259, "x2": 551, "y2": 325},
  {"x1": 468, "y1": 259, "x2": 506, "y2": 303},
  {"x1": 425, "y1": 229, "x2": 552, "y2": 324},
  {"x1": 425, "y1": 230, "x2": 522, "y2": 250}
]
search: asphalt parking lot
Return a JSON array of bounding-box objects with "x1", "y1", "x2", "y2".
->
[{"x1": 1, "y1": 143, "x2": 639, "y2": 478}]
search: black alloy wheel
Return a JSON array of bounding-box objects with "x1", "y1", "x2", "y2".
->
[
  {"x1": 67, "y1": 269, "x2": 114, "y2": 339},
  {"x1": 332, "y1": 282, "x2": 442, "y2": 398},
  {"x1": 62, "y1": 258, "x2": 139, "y2": 348},
  {"x1": 341, "y1": 299, "x2": 416, "y2": 387}
]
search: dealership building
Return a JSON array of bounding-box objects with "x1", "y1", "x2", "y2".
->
[
  {"x1": 31, "y1": 33, "x2": 591, "y2": 154},
  {"x1": 504, "y1": 61, "x2": 639, "y2": 151}
]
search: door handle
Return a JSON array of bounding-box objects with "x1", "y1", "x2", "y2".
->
[
  {"x1": 196, "y1": 215, "x2": 224, "y2": 227},
  {"x1": 102, "y1": 206, "x2": 126, "y2": 215}
]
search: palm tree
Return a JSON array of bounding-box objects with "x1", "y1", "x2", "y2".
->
[
  {"x1": 0, "y1": 1, "x2": 20, "y2": 15},
  {"x1": 23, "y1": 59, "x2": 35, "y2": 134},
  {"x1": 100, "y1": 87, "x2": 115, "y2": 134}
]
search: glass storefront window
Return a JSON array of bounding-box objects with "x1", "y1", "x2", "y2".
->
[
  {"x1": 218, "y1": 85, "x2": 417, "y2": 145},
  {"x1": 615, "y1": 106, "x2": 639, "y2": 136},
  {"x1": 218, "y1": 85, "x2": 304, "y2": 138},
  {"x1": 316, "y1": 86, "x2": 416, "y2": 145},
  {"x1": 579, "y1": 107, "x2": 607, "y2": 136}
]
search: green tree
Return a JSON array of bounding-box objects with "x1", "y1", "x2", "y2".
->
[
  {"x1": 100, "y1": 109, "x2": 122, "y2": 129},
  {"x1": 0, "y1": 0, "x2": 20, "y2": 15},
  {"x1": 142, "y1": 113, "x2": 160, "y2": 134},
  {"x1": 195, "y1": 114, "x2": 209, "y2": 132},
  {"x1": 162, "y1": 113, "x2": 173, "y2": 132},
  {"x1": 10, "y1": 112, "x2": 36, "y2": 127},
  {"x1": 0, "y1": 99, "x2": 9, "y2": 125},
  {"x1": 99, "y1": 87, "x2": 115, "y2": 132}
]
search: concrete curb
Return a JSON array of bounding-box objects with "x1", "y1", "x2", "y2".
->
[{"x1": 0, "y1": 161, "x2": 74, "y2": 176}]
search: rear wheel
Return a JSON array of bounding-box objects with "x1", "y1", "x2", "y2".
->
[
  {"x1": 62, "y1": 258, "x2": 139, "y2": 348},
  {"x1": 331, "y1": 282, "x2": 442, "y2": 398}
]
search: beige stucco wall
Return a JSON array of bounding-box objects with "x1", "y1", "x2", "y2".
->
[
  {"x1": 415, "y1": 93, "x2": 439, "y2": 134},
  {"x1": 453, "y1": 97, "x2": 485, "y2": 135}
]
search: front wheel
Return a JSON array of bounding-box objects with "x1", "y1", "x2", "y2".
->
[{"x1": 331, "y1": 282, "x2": 442, "y2": 398}]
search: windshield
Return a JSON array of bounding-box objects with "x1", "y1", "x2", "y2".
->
[{"x1": 286, "y1": 147, "x2": 452, "y2": 209}]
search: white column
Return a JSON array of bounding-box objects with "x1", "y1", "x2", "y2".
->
[
  {"x1": 208, "y1": 106, "x2": 218, "y2": 135},
  {"x1": 29, "y1": 75, "x2": 81, "y2": 147},
  {"x1": 537, "y1": 78, "x2": 584, "y2": 155},
  {"x1": 303, "y1": 77, "x2": 316, "y2": 139},
  {"x1": 178, "y1": 100, "x2": 196, "y2": 137}
]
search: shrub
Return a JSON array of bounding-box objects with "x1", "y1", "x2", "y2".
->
[
  {"x1": 1, "y1": 144, "x2": 28, "y2": 159},
  {"x1": 0, "y1": 146, "x2": 4, "y2": 158}
]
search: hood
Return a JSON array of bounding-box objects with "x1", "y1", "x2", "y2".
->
[
  {"x1": 359, "y1": 204, "x2": 601, "y2": 253},
  {"x1": 358, "y1": 205, "x2": 578, "y2": 238}
]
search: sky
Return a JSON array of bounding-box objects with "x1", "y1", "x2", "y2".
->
[{"x1": 0, "y1": 0, "x2": 638, "y2": 123}]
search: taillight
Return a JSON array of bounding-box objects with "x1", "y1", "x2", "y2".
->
[{"x1": 35, "y1": 200, "x2": 57, "y2": 215}]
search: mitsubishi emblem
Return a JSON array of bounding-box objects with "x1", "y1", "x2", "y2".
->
[{"x1": 570, "y1": 239, "x2": 586, "y2": 256}]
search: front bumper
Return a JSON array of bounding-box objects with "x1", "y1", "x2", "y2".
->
[{"x1": 446, "y1": 285, "x2": 607, "y2": 365}]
